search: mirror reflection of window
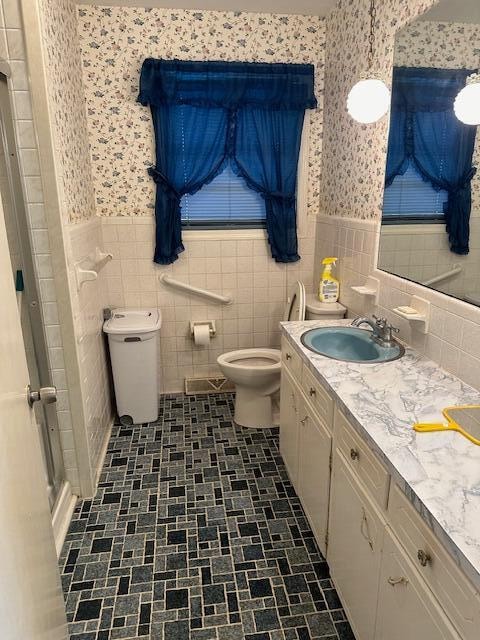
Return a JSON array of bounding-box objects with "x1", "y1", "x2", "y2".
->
[
  {"x1": 383, "y1": 66, "x2": 477, "y2": 254},
  {"x1": 378, "y1": 0, "x2": 480, "y2": 308},
  {"x1": 383, "y1": 163, "x2": 449, "y2": 221}
]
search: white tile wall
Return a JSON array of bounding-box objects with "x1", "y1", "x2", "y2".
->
[
  {"x1": 315, "y1": 214, "x2": 480, "y2": 392},
  {"x1": 0, "y1": 0, "x2": 78, "y2": 491},
  {"x1": 102, "y1": 216, "x2": 316, "y2": 393},
  {"x1": 378, "y1": 216, "x2": 480, "y2": 300},
  {"x1": 66, "y1": 217, "x2": 113, "y2": 484}
]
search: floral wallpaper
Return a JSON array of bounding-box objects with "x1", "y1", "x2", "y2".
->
[
  {"x1": 76, "y1": 6, "x2": 325, "y2": 217},
  {"x1": 396, "y1": 20, "x2": 480, "y2": 211},
  {"x1": 320, "y1": 0, "x2": 437, "y2": 220},
  {"x1": 396, "y1": 20, "x2": 480, "y2": 69},
  {"x1": 38, "y1": 0, "x2": 96, "y2": 223}
]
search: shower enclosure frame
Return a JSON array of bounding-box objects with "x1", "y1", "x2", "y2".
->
[
  {"x1": 21, "y1": 0, "x2": 103, "y2": 502},
  {"x1": 0, "y1": 69, "x2": 65, "y2": 510}
]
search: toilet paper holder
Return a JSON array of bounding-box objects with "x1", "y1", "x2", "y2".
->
[{"x1": 190, "y1": 320, "x2": 216, "y2": 338}]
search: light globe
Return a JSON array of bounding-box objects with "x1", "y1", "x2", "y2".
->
[
  {"x1": 454, "y1": 76, "x2": 480, "y2": 126},
  {"x1": 347, "y1": 78, "x2": 391, "y2": 124}
]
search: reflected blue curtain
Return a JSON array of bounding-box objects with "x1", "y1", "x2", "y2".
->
[
  {"x1": 385, "y1": 67, "x2": 477, "y2": 255},
  {"x1": 138, "y1": 58, "x2": 316, "y2": 264}
]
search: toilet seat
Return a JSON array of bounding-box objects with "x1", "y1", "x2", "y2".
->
[
  {"x1": 283, "y1": 280, "x2": 306, "y2": 322},
  {"x1": 217, "y1": 348, "x2": 281, "y2": 373}
]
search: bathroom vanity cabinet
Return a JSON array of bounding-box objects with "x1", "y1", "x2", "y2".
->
[
  {"x1": 328, "y1": 448, "x2": 385, "y2": 640},
  {"x1": 279, "y1": 350, "x2": 331, "y2": 557},
  {"x1": 280, "y1": 336, "x2": 480, "y2": 640}
]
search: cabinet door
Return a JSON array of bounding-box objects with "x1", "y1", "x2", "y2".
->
[
  {"x1": 280, "y1": 370, "x2": 300, "y2": 485},
  {"x1": 297, "y1": 398, "x2": 332, "y2": 557},
  {"x1": 328, "y1": 449, "x2": 385, "y2": 640},
  {"x1": 375, "y1": 529, "x2": 461, "y2": 640}
]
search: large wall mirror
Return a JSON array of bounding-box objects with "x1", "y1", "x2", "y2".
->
[{"x1": 378, "y1": 0, "x2": 480, "y2": 307}]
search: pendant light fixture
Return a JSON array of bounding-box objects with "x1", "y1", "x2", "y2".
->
[
  {"x1": 347, "y1": 0, "x2": 391, "y2": 124},
  {"x1": 454, "y1": 72, "x2": 480, "y2": 126}
]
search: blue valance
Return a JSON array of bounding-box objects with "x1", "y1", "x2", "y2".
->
[
  {"x1": 138, "y1": 58, "x2": 316, "y2": 264},
  {"x1": 386, "y1": 67, "x2": 478, "y2": 255},
  {"x1": 138, "y1": 58, "x2": 317, "y2": 110},
  {"x1": 390, "y1": 66, "x2": 473, "y2": 112}
]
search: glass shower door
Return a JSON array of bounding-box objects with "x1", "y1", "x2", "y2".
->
[{"x1": 0, "y1": 74, "x2": 65, "y2": 510}]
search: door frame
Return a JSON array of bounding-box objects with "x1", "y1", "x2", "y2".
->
[
  {"x1": 0, "y1": 70, "x2": 65, "y2": 506},
  {"x1": 19, "y1": 0, "x2": 96, "y2": 497}
]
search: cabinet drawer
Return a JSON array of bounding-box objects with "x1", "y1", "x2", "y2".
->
[
  {"x1": 281, "y1": 336, "x2": 302, "y2": 380},
  {"x1": 334, "y1": 407, "x2": 390, "y2": 510},
  {"x1": 301, "y1": 365, "x2": 333, "y2": 431},
  {"x1": 388, "y1": 484, "x2": 480, "y2": 640}
]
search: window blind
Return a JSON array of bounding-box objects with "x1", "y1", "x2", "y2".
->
[
  {"x1": 180, "y1": 163, "x2": 266, "y2": 229},
  {"x1": 383, "y1": 161, "x2": 448, "y2": 220}
]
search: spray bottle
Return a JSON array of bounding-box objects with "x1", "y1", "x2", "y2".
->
[{"x1": 318, "y1": 257, "x2": 339, "y2": 303}]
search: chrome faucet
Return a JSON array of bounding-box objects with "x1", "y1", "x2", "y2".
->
[{"x1": 351, "y1": 315, "x2": 400, "y2": 348}]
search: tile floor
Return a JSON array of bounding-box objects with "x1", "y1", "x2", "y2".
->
[{"x1": 59, "y1": 393, "x2": 355, "y2": 640}]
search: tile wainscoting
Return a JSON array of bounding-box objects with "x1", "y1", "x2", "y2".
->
[
  {"x1": 378, "y1": 218, "x2": 480, "y2": 302},
  {"x1": 315, "y1": 214, "x2": 480, "y2": 392},
  {"x1": 0, "y1": 0, "x2": 79, "y2": 489},
  {"x1": 66, "y1": 217, "x2": 114, "y2": 491},
  {"x1": 101, "y1": 216, "x2": 316, "y2": 394}
]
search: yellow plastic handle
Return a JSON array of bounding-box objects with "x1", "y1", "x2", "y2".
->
[{"x1": 413, "y1": 422, "x2": 449, "y2": 433}]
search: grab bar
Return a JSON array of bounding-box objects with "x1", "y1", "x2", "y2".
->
[
  {"x1": 159, "y1": 273, "x2": 232, "y2": 305},
  {"x1": 423, "y1": 263, "x2": 462, "y2": 287}
]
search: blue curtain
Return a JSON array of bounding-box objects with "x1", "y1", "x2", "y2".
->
[
  {"x1": 149, "y1": 105, "x2": 228, "y2": 263},
  {"x1": 386, "y1": 67, "x2": 477, "y2": 255},
  {"x1": 138, "y1": 58, "x2": 316, "y2": 264},
  {"x1": 234, "y1": 108, "x2": 304, "y2": 262}
]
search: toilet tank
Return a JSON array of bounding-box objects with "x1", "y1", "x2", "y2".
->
[{"x1": 305, "y1": 294, "x2": 346, "y2": 320}]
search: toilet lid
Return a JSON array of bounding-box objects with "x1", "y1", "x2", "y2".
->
[{"x1": 283, "y1": 281, "x2": 306, "y2": 321}]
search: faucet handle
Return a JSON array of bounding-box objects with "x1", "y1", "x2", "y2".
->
[
  {"x1": 383, "y1": 320, "x2": 400, "y2": 339},
  {"x1": 373, "y1": 316, "x2": 400, "y2": 340}
]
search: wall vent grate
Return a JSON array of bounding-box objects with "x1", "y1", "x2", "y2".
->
[{"x1": 184, "y1": 376, "x2": 235, "y2": 395}]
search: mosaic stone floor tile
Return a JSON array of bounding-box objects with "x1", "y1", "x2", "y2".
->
[{"x1": 59, "y1": 393, "x2": 355, "y2": 640}]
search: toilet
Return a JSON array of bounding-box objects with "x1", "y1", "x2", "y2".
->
[{"x1": 217, "y1": 282, "x2": 346, "y2": 428}]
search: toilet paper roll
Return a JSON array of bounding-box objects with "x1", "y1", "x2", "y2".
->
[{"x1": 193, "y1": 323, "x2": 210, "y2": 347}]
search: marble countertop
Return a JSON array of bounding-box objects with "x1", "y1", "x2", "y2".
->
[{"x1": 281, "y1": 319, "x2": 480, "y2": 590}]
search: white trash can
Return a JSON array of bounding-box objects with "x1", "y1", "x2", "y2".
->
[{"x1": 103, "y1": 308, "x2": 161, "y2": 424}]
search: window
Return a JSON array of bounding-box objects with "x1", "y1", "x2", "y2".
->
[
  {"x1": 181, "y1": 163, "x2": 266, "y2": 229},
  {"x1": 382, "y1": 161, "x2": 448, "y2": 224},
  {"x1": 181, "y1": 115, "x2": 309, "y2": 232},
  {"x1": 139, "y1": 58, "x2": 316, "y2": 262}
]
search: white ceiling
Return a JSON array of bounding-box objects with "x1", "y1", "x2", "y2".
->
[
  {"x1": 76, "y1": 0, "x2": 337, "y2": 17},
  {"x1": 419, "y1": 0, "x2": 480, "y2": 24}
]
